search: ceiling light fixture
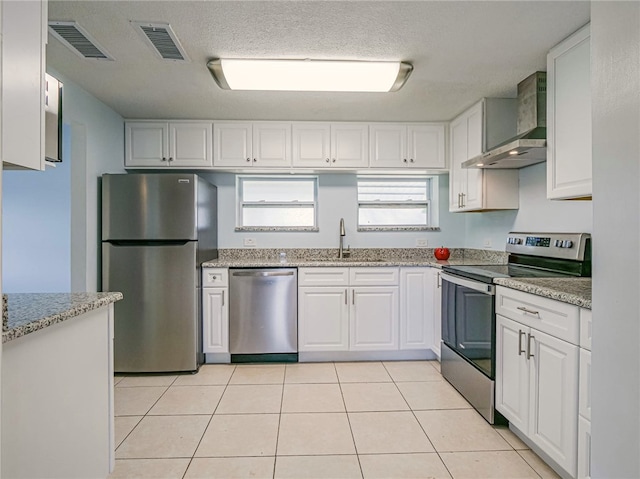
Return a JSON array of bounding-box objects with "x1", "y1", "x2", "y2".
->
[{"x1": 206, "y1": 59, "x2": 413, "y2": 92}]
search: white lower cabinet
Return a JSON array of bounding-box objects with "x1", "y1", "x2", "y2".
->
[
  {"x1": 298, "y1": 267, "x2": 400, "y2": 353},
  {"x1": 400, "y1": 268, "x2": 432, "y2": 350},
  {"x1": 298, "y1": 287, "x2": 349, "y2": 351},
  {"x1": 202, "y1": 268, "x2": 229, "y2": 354},
  {"x1": 577, "y1": 323, "x2": 592, "y2": 479},
  {"x1": 496, "y1": 286, "x2": 580, "y2": 478},
  {"x1": 429, "y1": 268, "x2": 442, "y2": 358},
  {"x1": 577, "y1": 415, "x2": 591, "y2": 479}
]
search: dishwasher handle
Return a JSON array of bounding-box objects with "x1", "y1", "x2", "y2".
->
[{"x1": 231, "y1": 270, "x2": 295, "y2": 278}]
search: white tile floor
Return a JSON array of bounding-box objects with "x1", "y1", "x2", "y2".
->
[{"x1": 110, "y1": 361, "x2": 560, "y2": 479}]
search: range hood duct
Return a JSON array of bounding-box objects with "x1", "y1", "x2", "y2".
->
[{"x1": 463, "y1": 72, "x2": 547, "y2": 169}]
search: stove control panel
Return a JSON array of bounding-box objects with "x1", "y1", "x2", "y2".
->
[{"x1": 505, "y1": 232, "x2": 590, "y2": 261}]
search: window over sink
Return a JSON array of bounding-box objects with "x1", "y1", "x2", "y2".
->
[
  {"x1": 357, "y1": 176, "x2": 439, "y2": 230},
  {"x1": 236, "y1": 176, "x2": 318, "y2": 231}
]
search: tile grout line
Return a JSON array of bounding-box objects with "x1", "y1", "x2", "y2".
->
[
  {"x1": 336, "y1": 362, "x2": 366, "y2": 479},
  {"x1": 179, "y1": 365, "x2": 236, "y2": 479}
]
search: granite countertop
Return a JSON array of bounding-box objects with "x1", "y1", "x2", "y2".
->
[
  {"x1": 3, "y1": 292, "x2": 123, "y2": 344},
  {"x1": 494, "y1": 277, "x2": 592, "y2": 309},
  {"x1": 202, "y1": 258, "x2": 506, "y2": 269}
]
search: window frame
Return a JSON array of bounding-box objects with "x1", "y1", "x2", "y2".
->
[
  {"x1": 235, "y1": 175, "x2": 319, "y2": 231},
  {"x1": 356, "y1": 176, "x2": 440, "y2": 231}
]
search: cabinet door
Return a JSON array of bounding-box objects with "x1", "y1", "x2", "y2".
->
[
  {"x1": 495, "y1": 315, "x2": 530, "y2": 433},
  {"x1": 213, "y1": 122, "x2": 253, "y2": 167},
  {"x1": 369, "y1": 124, "x2": 406, "y2": 168},
  {"x1": 202, "y1": 288, "x2": 229, "y2": 353},
  {"x1": 407, "y1": 125, "x2": 446, "y2": 169},
  {"x1": 331, "y1": 123, "x2": 369, "y2": 168},
  {"x1": 400, "y1": 268, "x2": 431, "y2": 350},
  {"x1": 529, "y1": 329, "x2": 579, "y2": 477},
  {"x1": 292, "y1": 123, "x2": 331, "y2": 168},
  {"x1": 350, "y1": 287, "x2": 399, "y2": 351},
  {"x1": 449, "y1": 115, "x2": 467, "y2": 211},
  {"x1": 462, "y1": 102, "x2": 484, "y2": 210},
  {"x1": 253, "y1": 122, "x2": 292, "y2": 167},
  {"x1": 430, "y1": 269, "x2": 442, "y2": 358},
  {"x1": 579, "y1": 348, "x2": 591, "y2": 420},
  {"x1": 577, "y1": 415, "x2": 591, "y2": 479},
  {"x1": 169, "y1": 122, "x2": 213, "y2": 168},
  {"x1": 298, "y1": 287, "x2": 349, "y2": 352},
  {"x1": 125, "y1": 122, "x2": 169, "y2": 167},
  {"x1": 2, "y1": 0, "x2": 46, "y2": 170},
  {"x1": 547, "y1": 25, "x2": 592, "y2": 200}
]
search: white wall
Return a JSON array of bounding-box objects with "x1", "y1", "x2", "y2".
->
[
  {"x1": 2, "y1": 126, "x2": 71, "y2": 292},
  {"x1": 199, "y1": 172, "x2": 467, "y2": 249},
  {"x1": 464, "y1": 162, "x2": 593, "y2": 249},
  {"x1": 591, "y1": 4, "x2": 640, "y2": 477},
  {"x1": 48, "y1": 71, "x2": 125, "y2": 292}
]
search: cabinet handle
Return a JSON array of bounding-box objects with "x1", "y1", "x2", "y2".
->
[
  {"x1": 332, "y1": 159, "x2": 336, "y2": 163},
  {"x1": 326, "y1": 158, "x2": 330, "y2": 163},
  {"x1": 403, "y1": 158, "x2": 408, "y2": 163},
  {"x1": 221, "y1": 290, "x2": 225, "y2": 306},
  {"x1": 253, "y1": 158, "x2": 257, "y2": 162},
  {"x1": 461, "y1": 193, "x2": 466, "y2": 208},
  {"x1": 344, "y1": 289, "x2": 348, "y2": 305},
  {"x1": 457, "y1": 193, "x2": 462, "y2": 208},
  {"x1": 518, "y1": 330, "x2": 526, "y2": 356},
  {"x1": 410, "y1": 158, "x2": 414, "y2": 163},
  {"x1": 437, "y1": 272, "x2": 441, "y2": 288},
  {"x1": 517, "y1": 306, "x2": 540, "y2": 316},
  {"x1": 526, "y1": 333, "x2": 535, "y2": 360},
  {"x1": 352, "y1": 290, "x2": 355, "y2": 305},
  {"x1": 161, "y1": 157, "x2": 167, "y2": 162},
  {"x1": 168, "y1": 157, "x2": 174, "y2": 162},
  {"x1": 246, "y1": 157, "x2": 251, "y2": 162}
]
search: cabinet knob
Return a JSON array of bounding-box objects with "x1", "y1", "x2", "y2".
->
[
  {"x1": 246, "y1": 158, "x2": 251, "y2": 162},
  {"x1": 332, "y1": 159, "x2": 336, "y2": 163},
  {"x1": 168, "y1": 157, "x2": 173, "y2": 162},
  {"x1": 326, "y1": 158, "x2": 330, "y2": 163},
  {"x1": 403, "y1": 158, "x2": 408, "y2": 163},
  {"x1": 410, "y1": 158, "x2": 414, "y2": 163},
  {"x1": 253, "y1": 158, "x2": 257, "y2": 162},
  {"x1": 161, "y1": 157, "x2": 167, "y2": 162}
]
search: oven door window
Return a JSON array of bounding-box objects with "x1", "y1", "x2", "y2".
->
[{"x1": 442, "y1": 279, "x2": 495, "y2": 378}]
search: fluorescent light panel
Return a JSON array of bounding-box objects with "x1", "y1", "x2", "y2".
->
[{"x1": 207, "y1": 59, "x2": 412, "y2": 92}]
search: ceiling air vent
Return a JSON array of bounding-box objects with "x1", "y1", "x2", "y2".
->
[
  {"x1": 132, "y1": 22, "x2": 189, "y2": 61},
  {"x1": 48, "y1": 21, "x2": 114, "y2": 60}
]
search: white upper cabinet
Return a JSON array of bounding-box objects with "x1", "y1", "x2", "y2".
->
[
  {"x1": 370, "y1": 123, "x2": 446, "y2": 169},
  {"x1": 2, "y1": 0, "x2": 47, "y2": 170},
  {"x1": 449, "y1": 99, "x2": 519, "y2": 212},
  {"x1": 125, "y1": 121, "x2": 213, "y2": 168},
  {"x1": 292, "y1": 122, "x2": 368, "y2": 168},
  {"x1": 547, "y1": 24, "x2": 592, "y2": 200},
  {"x1": 215, "y1": 122, "x2": 291, "y2": 168}
]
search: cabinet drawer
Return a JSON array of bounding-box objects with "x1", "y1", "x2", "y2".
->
[
  {"x1": 579, "y1": 348, "x2": 591, "y2": 420},
  {"x1": 298, "y1": 267, "x2": 349, "y2": 286},
  {"x1": 202, "y1": 268, "x2": 228, "y2": 287},
  {"x1": 580, "y1": 308, "x2": 592, "y2": 351},
  {"x1": 496, "y1": 287, "x2": 579, "y2": 344},
  {"x1": 350, "y1": 267, "x2": 399, "y2": 286}
]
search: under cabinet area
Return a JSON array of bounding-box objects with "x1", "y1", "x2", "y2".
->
[
  {"x1": 495, "y1": 286, "x2": 585, "y2": 479},
  {"x1": 449, "y1": 99, "x2": 519, "y2": 212},
  {"x1": 292, "y1": 122, "x2": 368, "y2": 168},
  {"x1": 547, "y1": 24, "x2": 592, "y2": 200},
  {"x1": 125, "y1": 121, "x2": 213, "y2": 168},
  {"x1": 369, "y1": 123, "x2": 446, "y2": 169}
]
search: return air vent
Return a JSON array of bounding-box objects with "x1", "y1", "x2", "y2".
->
[
  {"x1": 132, "y1": 22, "x2": 189, "y2": 61},
  {"x1": 48, "y1": 21, "x2": 114, "y2": 60}
]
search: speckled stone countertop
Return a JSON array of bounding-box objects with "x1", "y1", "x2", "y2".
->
[
  {"x1": 3, "y1": 292, "x2": 123, "y2": 344},
  {"x1": 203, "y1": 248, "x2": 508, "y2": 269},
  {"x1": 494, "y1": 278, "x2": 592, "y2": 309}
]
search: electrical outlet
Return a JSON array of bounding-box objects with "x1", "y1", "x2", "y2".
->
[
  {"x1": 483, "y1": 239, "x2": 492, "y2": 248},
  {"x1": 243, "y1": 238, "x2": 257, "y2": 247},
  {"x1": 416, "y1": 238, "x2": 428, "y2": 247}
]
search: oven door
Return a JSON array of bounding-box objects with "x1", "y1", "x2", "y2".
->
[{"x1": 441, "y1": 272, "x2": 495, "y2": 378}]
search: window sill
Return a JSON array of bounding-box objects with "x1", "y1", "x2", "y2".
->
[
  {"x1": 235, "y1": 226, "x2": 320, "y2": 233},
  {"x1": 357, "y1": 226, "x2": 441, "y2": 232}
]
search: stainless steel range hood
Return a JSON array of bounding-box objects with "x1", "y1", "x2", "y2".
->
[{"x1": 463, "y1": 72, "x2": 546, "y2": 169}]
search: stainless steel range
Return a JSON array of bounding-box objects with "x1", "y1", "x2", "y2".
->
[{"x1": 440, "y1": 232, "x2": 591, "y2": 424}]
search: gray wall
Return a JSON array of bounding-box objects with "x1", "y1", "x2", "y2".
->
[{"x1": 591, "y1": 3, "x2": 640, "y2": 477}]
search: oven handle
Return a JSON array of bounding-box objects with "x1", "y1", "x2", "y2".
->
[{"x1": 440, "y1": 272, "x2": 496, "y2": 295}]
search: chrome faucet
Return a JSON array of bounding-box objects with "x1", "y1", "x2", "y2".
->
[{"x1": 339, "y1": 218, "x2": 350, "y2": 259}]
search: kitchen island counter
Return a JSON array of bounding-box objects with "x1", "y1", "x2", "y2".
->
[
  {"x1": 493, "y1": 277, "x2": 592, "y2": 309},
  {"x1": 3, "y1": 292, "x2": 123, "y2": 343}
]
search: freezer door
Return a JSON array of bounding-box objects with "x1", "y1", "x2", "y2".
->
[
  {"x1": 103, "y1": 241, "x2": 199, "y2": 372},
  {"x1": 102, "y1": 173, "x2": 197, "y2": 241}
]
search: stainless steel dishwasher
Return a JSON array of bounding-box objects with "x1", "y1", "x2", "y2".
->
[{"x1": 229, "y1": 268, "x2": 298, "y2": 362}]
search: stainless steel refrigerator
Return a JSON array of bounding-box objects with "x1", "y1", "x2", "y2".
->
[{"x1": 102, "y1": 173, "x2": 217, "y2": 373}]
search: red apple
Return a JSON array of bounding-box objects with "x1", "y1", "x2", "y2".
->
[{"x1": 434, "y1": 246, "x2": 450, "y2": 260}]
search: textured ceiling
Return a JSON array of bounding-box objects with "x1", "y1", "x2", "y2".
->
[{"x1": 47, "y1": 1, "x2": 590, "y2": 122}]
